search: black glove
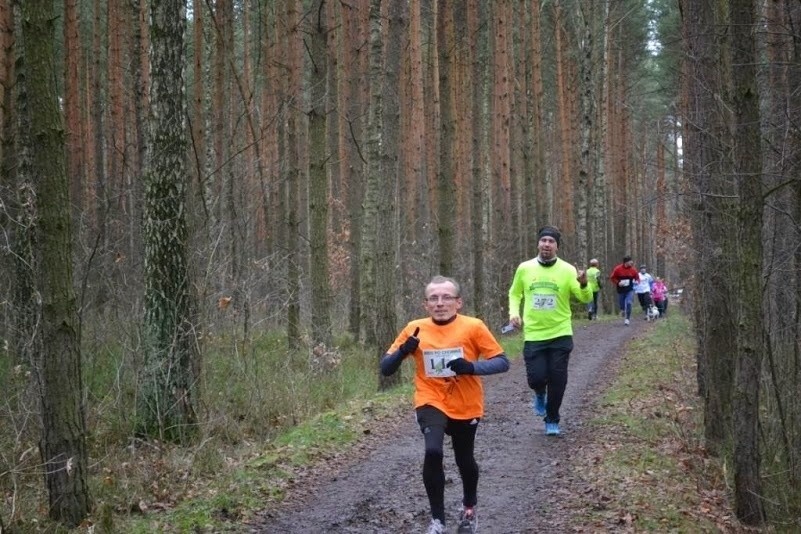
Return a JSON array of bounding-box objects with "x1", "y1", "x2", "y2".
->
[
  {"x1": 398, "y1": 327, "x2": 420, "y2": 356},
  {"x1": 446, "y1": 358, "x2": 474, "y2": 375}
]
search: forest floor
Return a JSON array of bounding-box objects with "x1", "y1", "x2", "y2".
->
[{"x1": 245, "y1": 316, "x2": 752, "y2": 533}]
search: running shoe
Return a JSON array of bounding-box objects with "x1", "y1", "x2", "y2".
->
[
  {"x1": 545, "y1": 422, "x2": 561, "y2": 436},
  {"x1": 624, "y1": 318, "x2": 630, "y2": 326},
  {"x1": 426, "y1": 518, "x2": 445, "y2": 534},
  {"x1": 532, "y1": 392, "x2": 547, "y2": 417},
  {"x1": 457, "y1": 506, "x2": 477, "y2": 533}
]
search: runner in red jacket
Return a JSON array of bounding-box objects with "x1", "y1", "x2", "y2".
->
[{"x1": 609, "y1": 255, "x2": 640, "y2": 325}]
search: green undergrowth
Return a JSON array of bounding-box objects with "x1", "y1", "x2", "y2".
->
[
  {"x1": 116, "y1": 333, "x2": 525, "y2": 533},
  {"x1": 120, "y1": 390, "x2": 412, "y2": 533},
  {"x1": 566, "y1": 314, "x2": 737, "y2": 531}
]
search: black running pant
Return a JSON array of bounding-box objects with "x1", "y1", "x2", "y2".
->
[
  {"x1": 416, "y1": 405, "x2": 480, "y2": 523},
  {"x1": 523, "y1": 336, "x2": 573, "y2": 424},
  {"x1": 637, "y1": 291, "x2": 652, "y2": 311}
]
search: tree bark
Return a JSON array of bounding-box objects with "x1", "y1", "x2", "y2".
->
[
  {"x1": 20, "y1": 0, "x2": 91, "y2": 524},
  {"x1": 361, "y1": 0, "x2": 382, "y2": 351},
  {"x1": 469, "y1": 0, "x2": 488, "y2": 318},
  {"x1": 490, "y1": 1, "x2": 512, "y2": 283},
  {"x1": 141, "y1": 0, "x2": 199, "y2": 441},
  {"x1": 308, "y1": 0, "x2": 333, "y2": 348},
  {"x1": 729, "y1": 0, "x2": 766, "y2": 524},
  {"x1": 64, "y1": 0, "x2": 84, "y2": 225},
  {"x1": 681, "y1": 0, "x2": 736, "y2": 455},
  {"x1": 527, "y1": 0, "x2": 548, "y2": 243},
  {"x1": 437, "y1": 0, "x2": 456, "y2": 276},
  {"x1": 285, "y1": 0, "x2": 302, "y2": 350},
  {"x1": 376, "y1": 0, "x2": 405, "y2": 389},
  {"x1": 341, "y1": 1, "x2": 367, "y2": 339}
]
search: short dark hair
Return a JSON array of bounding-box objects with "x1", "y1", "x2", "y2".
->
[{"x1": 623, "y1": 255, "x2": 632, "y2": 263}]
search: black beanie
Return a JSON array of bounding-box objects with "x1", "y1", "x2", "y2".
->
[{"x1": 537, "y1": 226, "x2": 561, "y2": 246}]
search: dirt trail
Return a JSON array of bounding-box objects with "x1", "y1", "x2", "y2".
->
[{"x1": 250, "y1": 318, "x2": 647, "y2": 533}]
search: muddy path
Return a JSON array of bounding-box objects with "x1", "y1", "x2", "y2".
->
[{"x1": 249, "y1": 318, "x2": 647, "y2": 533}]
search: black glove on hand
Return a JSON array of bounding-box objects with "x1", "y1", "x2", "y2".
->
[
  {"x1": 446, "y1": 358, "x2": 474, "y2": 375},
  {"x1": 399, "y1": 327, "x2": 420, "y2": 356}
]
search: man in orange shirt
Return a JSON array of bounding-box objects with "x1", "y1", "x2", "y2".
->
[{"x1": 381, "y1": 275, "x2": 510, "y2": 534}]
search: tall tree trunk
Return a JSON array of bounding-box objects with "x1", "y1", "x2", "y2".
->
[
  {"x1": 787, "y1": 1, "x2": 801, "y2": 485},
  {"x1": 453, "y1": 6, "x2": 471, "y2": 249},
  {"x1": 309, "y1": 0, "x2": 332, "y2": 348},
  {"x1": 469, "y1": 0, "x2": 488, "y2": 318},
  {"x1": 64, "y1": 0, "x2": 84, "y2": 226},
  {"x1": 575, "y1": 0, "x2": 594, "y2": 263},
  {"x1": 361, "y1": 0, "x2": 382, "y2": 350},
  {"x1": 424, "y1": 0, "x2": 440, "y2": 268},
  {"x1": 90, "y1": 0, "x2": 104, "y2": 233},
  {"x1": 400, "y1": 0, "x2": 426, "y2": 317},
  {"x1": 1, "y1": 0, "x2": 28, "y2": 369},
  {"x1": 342, "y1": 1, "x2": 367, "y2": 339},
  {"x1": 681, "y1": 0, "x2": 736, "y2": 455},
  {"x1": 20, "y1": 0, "x2": 91, "y2": 524},
  {"x1": 762, "y1": 0, "x2": 801, "y2": 485},
  {"x1": 509, "y1": 1, "x2": 525, "y2": 260},
  {"x1": 141, "y1": 0, "x2": 199, "y2": 441},
  {"x1": 190, "y1": 0, "x2": 207, "y2": 230},
  {"x1": 326, "y1": 0, "x2": 341, "y2": 235},
  {"x1": 490, "y1": 1, "x2": 512, "y2": 281},
  {"x1": 554, "y1": 1, "x2": 574, "y2": 235},
  {"x1": 527, "y1": 0, "x2": 548, "y2": 243},
  {"x1": 376, "y1": 0, "x2": 405, "y2": 389},
  {"x1": 729, "y1": 0, "x2": 766, "y2": 524},
  {"x1": 437, "y1": 0, "x2": 456, "y2": 275},
  {"x1": 285, "y1": 0, "x2": 302, "y2": 349}
]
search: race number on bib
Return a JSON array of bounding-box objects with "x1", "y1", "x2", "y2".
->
[
  {"x1": 618, "y1": 279, "x2": 630, "y2": 287},
  {"x1": 422, "y1": 347, "x2": 464, "y2": 378},
  {"x1": 531, "y1": 294, "x2": 556, "y2": 310}
]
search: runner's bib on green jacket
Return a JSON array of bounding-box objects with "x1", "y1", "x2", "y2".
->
[{"x1": 508, "y1": 258, "x2": 593, "y2": 341}]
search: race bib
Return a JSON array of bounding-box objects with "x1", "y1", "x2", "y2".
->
[
  {"x1": 531, "y1": 294, "x2": 556, "y2": 310},
  {"x1": 422, "y1": 347, "x2": 463, "y2": 378},
  {"x1": 618, "y1": 279, "x2": 630, "y2": 287}
]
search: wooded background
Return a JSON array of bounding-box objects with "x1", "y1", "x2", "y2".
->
[{"x1": 0, "y1": 0, "x2": 799, "y2": 529}]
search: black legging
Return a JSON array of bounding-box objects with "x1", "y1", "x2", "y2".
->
[
  {"x1": 637, "y1": 292, "x2": 652, "y2": 311},
  {"x1": 523, "y1": 336, "x2": 573, "y2": 424},
  {"x1": 416, "y1": 406, "x2": 480, "y2": 523}
]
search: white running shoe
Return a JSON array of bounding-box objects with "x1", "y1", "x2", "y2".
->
[
  {"x1": 624, "y1": 318, "x2": 630, "y2": 326},
  {"x1": 427, "y1": 518, "x2": 446, "y2": 534}
]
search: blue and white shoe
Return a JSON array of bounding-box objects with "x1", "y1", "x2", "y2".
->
[
  {"x1": 532, "y1": 393, "x2": 547, "y2": 417},
  {"x1": 545, "y1": 422, "x2": 561, "y2": 436}
]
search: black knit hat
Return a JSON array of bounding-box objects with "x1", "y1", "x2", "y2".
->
[{"x1": 537, "y1": 226, "x2": 561, "y2": 246}]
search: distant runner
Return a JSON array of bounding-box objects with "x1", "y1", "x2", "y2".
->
[{"x1": 609, "y1": 255, "x2": 640, "y2": 326}]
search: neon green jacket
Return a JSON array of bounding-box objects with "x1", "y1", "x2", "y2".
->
[
  {"x1": 508, "y1": 257, "x2": 593, "y2": 341},
  {"x1": 586, "y1": 266, "x2": 601, "y2": 292}
]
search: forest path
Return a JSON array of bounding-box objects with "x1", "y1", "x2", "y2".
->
[{"x1": 249, "y1": 317, "x2": 647, "y2": 533}]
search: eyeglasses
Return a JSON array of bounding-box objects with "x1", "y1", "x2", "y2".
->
[{"x1": 425, "y1": 295, "x2": 459, "y2": 304}]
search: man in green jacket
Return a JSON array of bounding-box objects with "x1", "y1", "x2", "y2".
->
[{"x1": 508, "y1": 226, "x2": 592, "y2": 436}]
